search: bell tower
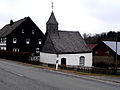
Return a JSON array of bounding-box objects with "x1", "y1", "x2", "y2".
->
[{"x1": 46, "y1": 2, "x2": 58, "y2": 34}]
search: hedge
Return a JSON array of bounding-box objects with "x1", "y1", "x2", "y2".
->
[{"x1": 0, "y1": 50, "x2": 32, "y2": 63}]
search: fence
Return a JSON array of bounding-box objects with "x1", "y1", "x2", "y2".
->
[
  {"x1": 76, "y1": 66, "x2": 120, "y2": 75},
  {"x1": 55, "y1": 65, "x2": 120, "y2": 75}
]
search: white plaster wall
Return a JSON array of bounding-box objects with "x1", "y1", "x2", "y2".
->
[
  {"x1": 40, "y1": 52, "x2": 57, "y2": 64},
  {"x1": 59, "y1": 53, "x2": 92, "y2": 67},
  {"x1": 40, "y1": 52, "x2": 92, "y2": 67}
]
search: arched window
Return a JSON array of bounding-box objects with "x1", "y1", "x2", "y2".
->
[{"x1": 79, "y1": 56, "x2": 85, "y2": 66}]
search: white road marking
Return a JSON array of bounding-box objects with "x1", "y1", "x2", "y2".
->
[{"x1": 15, "y1": 73, "x2": 24, "y2": 77}]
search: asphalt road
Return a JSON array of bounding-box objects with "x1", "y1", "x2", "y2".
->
[{"x1": 0, "y1": 59, "x2": 119, "y2": 90}]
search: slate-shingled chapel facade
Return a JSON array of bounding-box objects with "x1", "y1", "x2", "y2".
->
[
  {"x1": 0, "y1": 17, "x2": 44, "y2": 54},
  {"x1": 40, "y1": 11, "x2": 92, "y2": 67}
]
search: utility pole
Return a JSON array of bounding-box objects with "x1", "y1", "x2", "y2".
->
[{"x1": 115, "y1": 33, "x2": 118, "y2": 73}]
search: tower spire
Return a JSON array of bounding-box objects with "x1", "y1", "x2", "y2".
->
[{"x1": 46, "y1": 2, "x2": 58, "y2": 34}]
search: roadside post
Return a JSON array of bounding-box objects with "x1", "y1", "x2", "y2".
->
[{"x1": 56, "y1": 54, "x2": 59, "y2": 70}]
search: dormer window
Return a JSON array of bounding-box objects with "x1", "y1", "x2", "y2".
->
[
  {"x1": 32, "y1": 30, "x2": 34, "y2": 34},
  {"x1": 22, "y1": 29, "x2": 24, "y2": 33},
  {"x1": 26, "y1": 39, "x2": 30, "y2": 44},
  {"x1": 13, "y1": 38, "x2": 17, "y2": 43},
  {"x1": 38, "y1": 39, "x2": 42, "y2": 44}
]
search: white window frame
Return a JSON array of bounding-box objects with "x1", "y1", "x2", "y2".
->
[
  {"x1": 38, "y1": 39, "x2": 42, "y2": 44},
  {"x1": 1, "y1": 47, "x2": 6, "y2": 50},
  {"x1": 22, "y1": 29, "x2": 24, "y2": 33},
  {"x1": 13, "y1": 38, "x2": 17, "y2": 43},
  {"x1": 13, "y1": 48, "x2": 19, "y2": 52},
  {"x1": 32, "y1": 30, "x2": 34, "y2": 34},
  {"x1": 4, "y1": 37, "x2": 7, "y2": 43},
  {"x1": 1, "y1": 37, "x2": 6, "y2": 43},
  {"x1": 26, "y1": 39, "x2": 30, "y2": 44},
  {"x1": 95, "y1": 51, "x2": 98, "y2": 54},
  {"x1": 106, "y1": 50, "x2": 109, "y2": 54},
  {"x1": 79, "y1": 56, "x2": 85, "y2": 66},
  {"x1": 36, "y1": 48, "x2": 40, "y2": 53}
]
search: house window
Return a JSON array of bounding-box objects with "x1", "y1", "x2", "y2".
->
[
  {"x1": 22, "y1": 29, "x2": 24, "y2": 33},
  {"x1": 38, "y1": 39, "x2": 42, "y2": 44},
  {"x1": 1, "y1": 37, "x2": 6, "y2": 43},
  {"x1": 1, "y1": 47, "x2": 6, "y2": 50},
  {"x1": 13, "y1": 38, "x2": 17, "y2": 43},
  {"x1": 79, "y1": 56, "x2": 85, "y2": 66},
  {"x1": 32, "y1": 30, "x2": 34, "y2": 34},
  {"x1": 106, "y1": 51, "x2": 109, "y2": 54},
  {"x1": 13, "y1": 48, "x2": 19, "y2": 52},
  {"x1": 95, "y1": 51, "x2": 98, "y2": 54},
  {"x1": 4, "y1": 37, "x2": 7, "y2": 43},
  {"x1": 26, "y1": 39, "x2": 30, "y2": 44},
  {"x1": 36, "y1": 48, "x2": 40, "y2": 53}
]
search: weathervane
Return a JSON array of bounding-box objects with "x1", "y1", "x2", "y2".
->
[{"x1": 51, "y1": 2, "x2": 54, "y2": 10}]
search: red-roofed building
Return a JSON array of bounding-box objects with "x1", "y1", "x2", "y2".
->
[
  {"x1": 90, "y1": 41, "x2": 120, "y2": 67},
  {"x1": 88, "y1": 44, "x2": 97, "y2": 50}
]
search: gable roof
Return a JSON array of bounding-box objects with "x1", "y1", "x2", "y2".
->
[
  {"x1": 103, "y1": 41, "x2": 120, "y2": 55},
  {"x1": 88, "y1": 44, "x2": 97, "y2": 50},
  {"x1": 0, "y1": 17, "x2": 29, "y2": 37},
  {"x1": 41, "y1": 30, "x2": 91, "y2": 54},
  {"x1": 46, "y1": 11, "x2": 58, "y2": 24}
]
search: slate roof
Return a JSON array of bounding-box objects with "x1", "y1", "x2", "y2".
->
[
  {"x1": 103, "y1": 41, "x2": 120, "y2": 55},
  {"x1": 0, "y1": 17, "x2": 27, "y2": 37},
  {"x1": 41, "y1": 30, "x2": 91, "y2": 54},
  {"x1": 46, "y1": 11, "x2": 58, "y2": 24}
]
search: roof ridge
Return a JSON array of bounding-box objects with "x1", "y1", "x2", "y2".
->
[
  {"x1": 13, "y1": 17, "x2": 26, "y2": 23},
  {"x1": 58, "y1": 30, "x2": 79, "y2": 33},
  {"x1": 0, "y1": 17, "x2": 27, "y2": 37}
]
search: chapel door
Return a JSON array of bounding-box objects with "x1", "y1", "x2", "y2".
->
[{"x1": 61, "y1": 58, "x2": 66, "y2": 65}]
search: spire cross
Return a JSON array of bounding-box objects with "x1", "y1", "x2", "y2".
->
[{"x1": 51, "y1": 2, "x2": 54, "y2": 10}]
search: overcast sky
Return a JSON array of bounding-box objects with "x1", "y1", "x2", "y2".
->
[{"x1": 0, "y1": 0, "x2": 120, "y2": 35}]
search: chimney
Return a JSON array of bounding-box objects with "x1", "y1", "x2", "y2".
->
[{"x1": 10, "y1": 20, "x2": 13, "y2": 25}]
